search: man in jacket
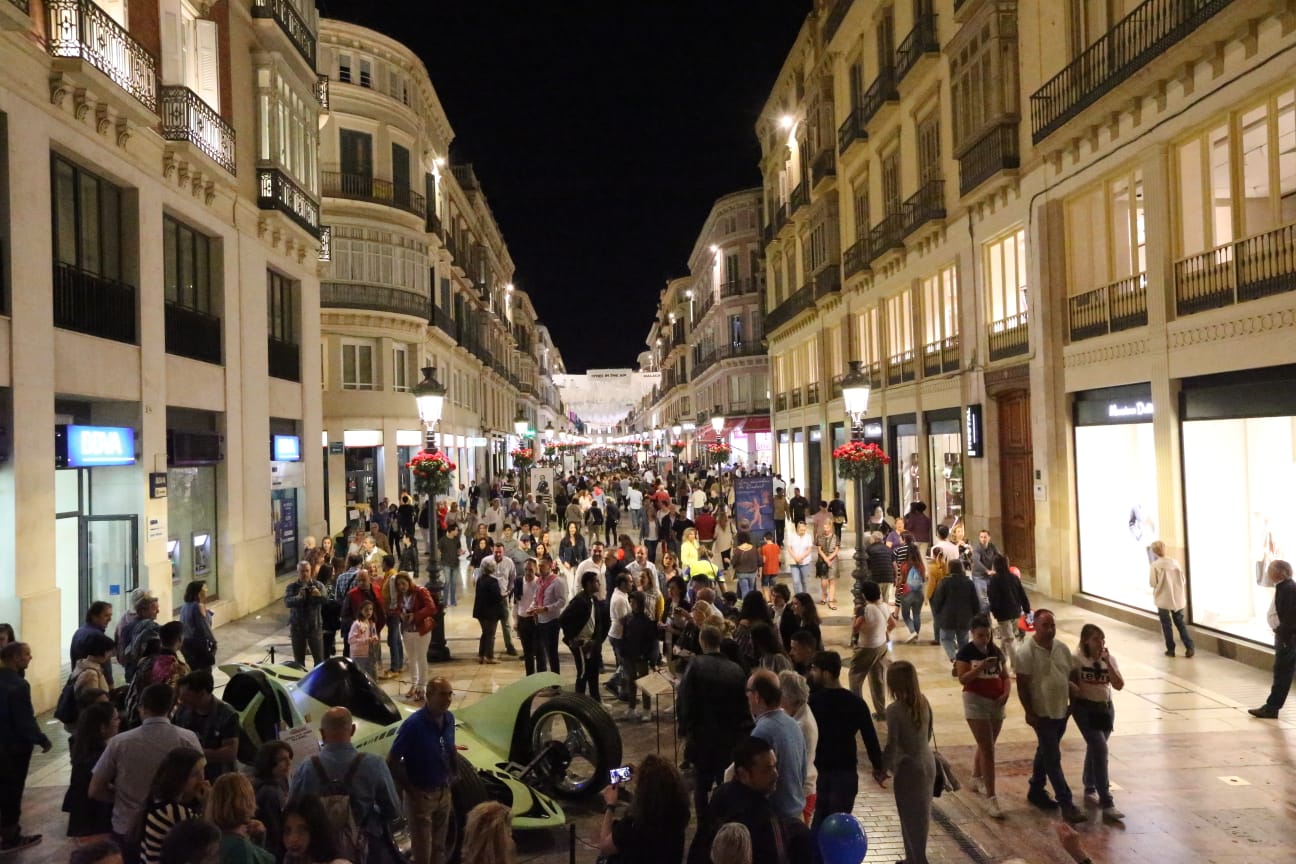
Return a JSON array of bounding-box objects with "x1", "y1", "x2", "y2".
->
[
  {"x1": 972, "y1": 529, "x2": 1000, "y2": 576},
  {"x1": 559, "y1": 570, "x2": 611, "y2": 702},
  {"x1": 0, "y1": 643, "x2": 51, "y2": 852},
  {"x1": 70, "y1": 601, "x2": 115, "y2": 688},
  {"x1": 931, "y1": 560, "x2": 981, "y2": 664},
  {"x1": 285, "y1": 560, "x2": 325, "y2": 667},
  {"x1": 865, "y1": 532, "x2": 895, "y2": 602},
  {"x1": 1149, "y1": 541, "x2": 1194, "y2": 658},
  {"x1": 1250, "y1": 559, "x2": 1296, "y2": 718},
  {"x1": 678, "y1": 624, "x2": 749, "y2": 822},
  {"x1": 987, "y1": 557, "x2": 1032, "y2": 656}
]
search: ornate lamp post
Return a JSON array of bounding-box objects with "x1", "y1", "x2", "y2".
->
[
  {"x1": 412, "y1": 366, "x2": 451, "y2": 662},
  {"x1": 841, "y1": 361, "x2": 873, "y2": 585}
]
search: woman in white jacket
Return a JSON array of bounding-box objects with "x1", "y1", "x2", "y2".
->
[{"x1": 1149, "y1": 541, "x2": 1195, "y2": 657}]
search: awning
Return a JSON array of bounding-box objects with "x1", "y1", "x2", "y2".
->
[{"x1": 740, "y1": 416, "x2": 771, "y2": 434}]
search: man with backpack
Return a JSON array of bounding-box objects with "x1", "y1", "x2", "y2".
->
[
  {"x1": 388, "y1": 679, "x2": 457, "y2": 864},
  {"x1": 123, "y1": 622, "x2": 189, "y2": 726},
  {"x1": 289, "y1": 706, "x2": 401, "y2": 863}
]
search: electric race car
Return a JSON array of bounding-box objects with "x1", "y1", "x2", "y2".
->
[{"x1": 219, "y1": 658, "x2": 621, "y2": 859}]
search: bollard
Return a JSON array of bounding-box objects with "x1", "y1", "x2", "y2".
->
[{"x1": 569, "y1": 823, "x2": 576, "y2": 864}]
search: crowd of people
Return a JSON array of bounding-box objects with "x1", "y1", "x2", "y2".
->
[{"x1": 8, "y1": 455, "x2": 1280, "y2": 864}]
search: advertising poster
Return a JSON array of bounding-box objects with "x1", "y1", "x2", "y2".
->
[
  {"x1": 734, "y1": 476, "x2": 775, "y2": 535},
  {"x1": 530, "y1": 466, "x2": 555, "y2": 513},
  {"x1": 272, "y1": 489, "x2": 299, "y2": 574}
]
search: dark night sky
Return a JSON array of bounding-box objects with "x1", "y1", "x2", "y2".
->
[{"x1": 318, "y1": 0, "x2": 811, "y2": 372}]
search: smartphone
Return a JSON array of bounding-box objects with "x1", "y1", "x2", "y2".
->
[
  {"x1": 609, "y1": 765, "x2": 632, "y2": 785},
  {"x1": 982, "y1": 657, "x2": 1001, "y2": 675}
]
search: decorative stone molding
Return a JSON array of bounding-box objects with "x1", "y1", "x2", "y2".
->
[
  {"x1": 95, "y1": 104, "x2": 111, "y2": 135},
  {"x1": 1063, "y1": 337, "x2": 1150, "y2": 368},
  {"x1": 73, "y1": 90, "x2": 91, "y2": 120},
  {"x1": 1168, "y1": 308, "x2": 1296, "y2": 350}
]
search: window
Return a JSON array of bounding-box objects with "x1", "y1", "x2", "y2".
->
[
  {"x1": 949, "y1": 14, "x2": 1018, "y2": 151},
  {"x1": 729, "y1": 314, "x2": 744, "y2": 348},
  {"x1": 881, "y1": 148, "x2": 901, "y2": 215},
  {"x1": 854, "y1": 307, "x2": 881, "y2": 364},
  {"x1": 917, "y1": 111, "x2": 941, "y2": 184},
  {"x1": 163, "y1": 216, "x2": 215, "y2": 313},
  {"x1": 52, "y1": 155, "x2": 123, "y2": 281},
  {"x1": 1066, "y1": 168, "x2": 1145, "y2": 293},
  {"x1": 920, "y1": 265, "x2": 959, "y2": 346},
  {"x1": 161, "y1": 0, "x2": 219, "y2": 109},
  {"x1": 359, "y1": 58, "x2": 373, "y2": 88},
  {"x1": 725, "y1": 252, "x2": 740, "y2": 285},
  {"x1": 393, "y1": 345, "x2": 408, "y2": 391},
  {"x1": 852, "y1": 175, "x2": 870, "y2": 238},
  {"x1": 338, "y1": 53, "x2": 351, "y2": 83},
  {"x1": 341, "y1": 340, "x2": 375, "y2": 390},
  {"x1": 984, "y1": 227, "x2": 1028, "y2": 323},
  {"x1": 267, "y1": 270, "x2": 298, "y2": 345},
  {"x1": 885, "y1": 289, "x2": 914, "y2": 358},
  {"x1": 255, "y1": 65, "x2": 319, "y2": 195}
]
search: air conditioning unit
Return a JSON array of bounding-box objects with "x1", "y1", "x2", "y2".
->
[{"x1": 168, "y1": 430, "x2": 224, "y2": 466}]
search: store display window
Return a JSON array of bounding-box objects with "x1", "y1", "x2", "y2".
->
[{"x1": 927, "y1": 417, "x2": 964, "y2": 528}]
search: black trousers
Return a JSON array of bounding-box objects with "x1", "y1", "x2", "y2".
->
[
  {"x1": 813, "y1": 766, "x2": 859, "y2": 829},
  {"x1": 518, "y1": 615, "x2": 539, "y2": 676},
  {"x1": 0, "y1": 746, "x2": 33, "y2": 840},
  {"x1": 572, "y1": 642, "x2": 602, "y2": 702},
  {"x1": 537, "y1": 620, "x2": 561, "y2": 674},
  {"x1": 478, "y1": 617, "x2": 500, "y2": 659},
  {"x1": 692, "y1": 761, "x2": 726, "y2": 829}
]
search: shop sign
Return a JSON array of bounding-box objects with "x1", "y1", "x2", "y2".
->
[
  {"x1": 149, "y1": 472, "x2": 169, "y2": 499},
  {"x1": 965, "y1": 405, "x2": 984, "y2": 458},
  {"x1": 1107, "y1": 400, "x2": 1153, "y2": 419},
  {"x1": 862, "y1": 422, "x2": 883, "y2": 439},
  {"x1": 1075, "y1": 383, "x2": 1154, "y2": 426},
  {"x1": 272, "y1": 435, "x2": 301, "y2": 462},
  {"x1": 59, "y1": 424, "x2": 136, "y2": 468},
  {"x1": 468, "y1": 436, "x2": 489, "y2": 448},
  {"x1": 328, "y1": 442, "x2": 344, "y2": 455}
]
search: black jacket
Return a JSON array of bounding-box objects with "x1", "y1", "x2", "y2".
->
[
  {"x1": 559, "y1": 592, "x2": 611, "y2": 646},
  {"x1": 1276, "y1": 578, "x2": 1296, "y2": 644},
  {"x1": 677, "y1": 652, "x2": 750, "y2": 767},
  {"x1": 987, "y1": 571, "x2": 1031, "y2": 622},
  {"x1": 0, "y1": 668, "x2": 51, "y2": 751},
  {"x1": 931, "y1": 571, "x2": 981, "y2": 631},
  {"x1": 865, "y1": 541, "x2": 894, "y2": 583},
  {"x1": 472, "y1": 571, "x2": 506, "y2": 622},
  {"x1": 620, "y1": 612, "x2": 658, "y2": 664},
  {"x1": 686, "y1": 781, "x2": 814, "y2": 864}
]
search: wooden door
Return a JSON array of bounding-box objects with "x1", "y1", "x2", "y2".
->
[{"x1": 996, "y1": 390, "x2": 1035, "y2": 573}]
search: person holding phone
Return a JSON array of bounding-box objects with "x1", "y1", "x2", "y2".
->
[
  {"x1": 1069, "y1": 624, "x2": 1125, "y2": 821},
  {"x1": 954, "y1": 614, "x2": 1011, "y2": 819},
  {"x1": 595, "y1": 754, "x2": 690, "y2": 864}
]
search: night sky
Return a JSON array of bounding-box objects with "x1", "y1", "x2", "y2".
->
[{"x1": 318, "y1": 0, "x2": 811, "y2": 372}]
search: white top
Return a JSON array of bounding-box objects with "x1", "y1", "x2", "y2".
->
[
  {"x1": 1016, "y1": 637, "x2": 1074, "y2": 719},
  {"x1": 1071, "y1": 651, "x2": 1119, "y2": 702},
  {"x1": 858, "y1": 602, "x2": 891, "y2": 648},
  {"x1": 627, "y1": 488, "x2": 644, "y2": 510},
  {"x1": 574, "y1": 558, "x2": 608, "y2": 600},
  {"x1": 931, "y1": 539, "x2": 960, "y2": 562},
  {"x1": 1149, "y1": 557, "x2": 1187, "y2": 610},
  {"x1": 690, "y1": 489, "x2": 708, "y2": 511},
  {"x1": 793, "y1": 703, "x2": 819, "y2": 794},
  {"x1": 517, "y1": 575, "x2": 540, "y2": 617},
  {"x1": 608, "y1": 588, "x2": 631, "y2": 639},
  {"x1": 785, "y1": 532, "x2": 815, "y2": 565}
]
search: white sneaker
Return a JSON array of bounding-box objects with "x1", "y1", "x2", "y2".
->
[
  {"x1": 986, "y1": 797, "x2": 1004, "y2": 819},
  {"x1": 905, "y1": 632, "x2": 919, "y2": 644},
  {"x1": 973, "y1": 777, "x2": 986, "y2": 796}
]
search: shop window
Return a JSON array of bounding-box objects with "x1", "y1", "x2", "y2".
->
[
  {"x1": 928, "y1": 418, "x2": 964, "y2": 527},
  {"x1": 984, "y1": 227, "x2": 1028, "y2": 324}
]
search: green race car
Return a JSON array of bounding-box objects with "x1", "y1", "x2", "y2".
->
[{"x1": 220, "y1": 658, "x2": 621, "y2": 857}]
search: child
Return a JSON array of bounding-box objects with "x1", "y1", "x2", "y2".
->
[
  {"x1": 348, "y1": 601, "x2": 380, "y2": 681},
  {"x1": 282, "y1": 795, "x2": 348, "y2": 864},
  {"x1": 759, "y1": 532, "x2": 781, "y2": 602}
]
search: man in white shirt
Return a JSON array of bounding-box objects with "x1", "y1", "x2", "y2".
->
[
  {"x1": 627, "y1": 485, "x2": 645, "y2": 534},
  {"x1": 628, "y1": 545, "x2": 659, "y2": 594},
  {"x1": 689, "y1": 485, "x2": 708, "y2": 519},
  {"x1": 605, "y1": 572, "x2": 633, "y2": 701},
  {"x1": 479, "y1": 543, "x2": 518, "y2": 657},
  {"x1": 483, "y1": 500, "x2": 505, "y2": 538},
  {"x1": 532, "y1": 557, "x2": 569, "y2": 674},
  {"x1": 930, "y1": 524, "x2": 960, "y2": 564},
  {"x1": 1016, "y1": 609, "x2": 1085, "y2": 824},
  {"x1": 574, "y1": 543, "x2": 609, "y2": 600},
  {"x1": 516, "y1": 559, "x2": 542, "y2": 675}
]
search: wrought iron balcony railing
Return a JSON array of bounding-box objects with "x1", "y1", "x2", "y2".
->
[
  {"x1": 426, "y1": 211, "x2": 443, "y2": 238},
  {"x1": 1068, "y1": 274, "x2": 1148, "y2": 341},
  {"x1": 257, "y1": 167, "x2": 320, "y2": 238},
  {"x1": 7, "y1": 0, "x2": 29, "y2": 15},
  {"x1": 921, "y1": 335, "x2": 960, "y2": 376},
  {"x1": 159, "y1": 86, "x2": 235, "y2": 174},
  {"x1": 988, "y1": 311, "x2": 1030, "y2": 361},
  {"x1": 165, "y1": 302, "x2": 221, "y2": 364},
  {"x1": 896, "y1": 14, "x2": 940, "y2": 84},
  {"x1": 789, "y1": 181, "x2": 809, "y2": 215},
  {"x1": 54, "y1": 262, "x2": 136, "y2": 344},
  {"x1": 1030, "y1": 0, "x2": 1232, "y2": 143},
  {"x1": 318, "y1": 225, "x2": 331, "y2": 262},
  {"x1": 814, "y1": 266, "x2": 841, "y2": 299},
  {"x1": 692, "y1": 342, "x2": 766, "y2": 377},
  {"x1": 321, "y1": 282, "x2": 430, "y2": 319},
  {"x1": 887, "y1": 350, "x2": 916, "y2": 385},
  {"x1": 431, "y1": 305, "x2": 454, "y2": 338},
  {"x1": 837, "y1": 104, "x2": 867, "y2": 155},
  {"x1": 321, "y1": 171, "x2": 426, "y2": 219},
  {"x1": 867, "y1": 212, "x2": 905, "y2": 266},
  {"x1": 811, "y1": 148, "x2": 836, "y2": 187},
  {"x1": 268, "y1": 337, "x2": 300, "y2": 381},
  {"x1": 47, "y1": 0, "x2": 157, "y2": 111},
  {"x1": 958, "y1": 121, "x2": 1019, "y2": 196},
  {"x1": 314, "y1": 74, "x2": 329, "y2": 111},
  {"x1": 791, "y1": 388, "x2": 803, "y2": 409},
  {"x1": 764, "y1": 281, "x2": 817, "y2": 332},
  {"x1": 806, "y1": 382, "x2": 820, "y2": 404},
  {"x1": 858, "y1": 67, "x2": 898, "y2": 132},
  {"x1": 775, "y1": 392, "x2": 788, "y2": 412},
  {"x1": 1174, "y1": 222, "x2": 1296, "y2": 316},
  {"x1": 721, "y1": 276, "x2": 761, "y2": 298},
  {"x1": 902, "y1": 179, "x2": 945, "y2": 236},
  {"x1": 844, "y1": 236, "x2": 872, "y2": 279},
  {"x1": 251, "y1": 0, "x2": 315, "y2": 67}
]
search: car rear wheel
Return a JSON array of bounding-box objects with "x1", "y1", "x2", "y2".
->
[{"x1": 528, "y1": 693, "x2": 622, "y2": 799}]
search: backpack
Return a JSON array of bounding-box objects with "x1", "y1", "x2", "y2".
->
[
  {"x1": 312, "y1": 754, "x2": 368, "y2": 862},
  {"x1": 54, "y1": 673, "x2": 80, "y2": 725},
  {"x1": 124, "y1": 619, "x2": 161, "y2": 674}
]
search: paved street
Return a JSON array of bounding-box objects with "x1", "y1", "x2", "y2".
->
[{"x1": 16, "y1": 552, "x2": 1296, "y2": 863}]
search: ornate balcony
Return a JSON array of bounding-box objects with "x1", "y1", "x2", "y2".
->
[
  {"x1": 887, "y1": 350, "x2": 916, "y2": 385},
  {"x1": 775, "y1": 392, "x2": 788, "y2": 412},
  {"x1": 322, "y1": 170, "x2": 426, "y2": 219},
  {"x1": 806, "y1": 382, "x2": 820, "y2": 405},
  {"x1": 987, "y1": 311, "x2": 1029, "y2": 361},
  {"x1": 843, "y1": 236, "x2": 872, "y2": 279},
  {"x1": 790, "y1": 181, "x2": 809, "y2": 215},
  {"x1": 1030, "y1": 0, "x2": 1232, "y2": 143},
  {"x1": 811, "y1": 148, "x2": 836, "y2": 188},
  {"x1": 257, "y1": 167, "x2": 320, "y2": 239},
  {"x1": 867, "y1": 213, "x2": 905, "y2": 266},
  {"x1": 251, "y1": 0, "x2": 315, "y2": 67},
  {"x1": 692, "y1": 342, "x2": 765, "y2": 378},
  {"x1": 858, "y1": 67, "x2": 898, "y2": 132},
  {"x1": 159, "y1": 86, "x2": 235, "y2": 175},
  {"x1": 314, "y1": 75, "x2": 329, "y2": 112},
  {"x1": 431, "y1": 306, "x2": 454, "y2": 338},
  {"x1": 813, "y1": 267, "x2": 841, "y2": 300},
  {"x1": 764, "y1": 281, "x2": 817, "y2": 333},
  {"x1": 791, "y1": 388, "x2": 803, "y2": 409},
  {"x1": 922, "y1": 336, "x2": 960, "y2": 376},
  {"x1": 1068, "y1": 274, "x2": 1148, "y2": 341},
  {"x1": 721, "y1": 277, "x2": 760, "y2": 298},
  {"x1": 318, "y1": 225, "x2": 331, "y2": 262},
  {"x1": 321, "y1": 282, "x2": 430, "y2": 319},
  {"x1": 896, "y1": 14, "x2": 940, "y2": 85},
  {"x1": 47, "y1": 0, "x2": 157, "y2": 113},
  {"x1": 837, "y1": 105, "x2": 867, "y2": 155},
  {"x1": 165, "y1": 302, "x2": 221, "y2": 364},
  {"x1": 902, "y1": 179, "x2": 945, "y2": 237},
  {"x1": 1174, "y1": 222, "x2": 1296, "y2": 316},
  {"x1": 54, "y1": 262, "x2": 136, "y2": 344},
  {"x1": 958, "y1": 121, "x2": 1019, "y2": 197}
]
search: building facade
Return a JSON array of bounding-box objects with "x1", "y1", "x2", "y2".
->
[
  {"x1": 0, "y1": 0, "x2": 327, "y2": 703},
  {"x1": 762, "y1": 0, "x2": 1296, "y2": 657},
  {"x1": 317, "y1": 19, "x2": 568, "y2": 532}
]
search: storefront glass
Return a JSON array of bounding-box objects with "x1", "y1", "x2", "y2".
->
[
  {"x1": 890, "y1": 421, "x2": 920, "y2": 515},
  {"x1": 167, "y1": 466, "x2": 219, "y2": 596},
  {"x1": 777, "y1": 430, "x2": 791, "y2": 484},
  {"x1": 271, "y1": 487, "x2": 300, "y2": 575},
  {"x1": 927, "y1": 419, "x2": 964, "y2": 528},
  {"x1": 1183, "y1": 415, "x2": 1295, "y2": 644},
  {"x1": 791, "y1": 429, "x2": 806, "y2": 491}
]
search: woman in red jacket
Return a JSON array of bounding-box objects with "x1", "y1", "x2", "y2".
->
[{"x1": 392, "y1": 573, "x2": 435, "y2": 702}]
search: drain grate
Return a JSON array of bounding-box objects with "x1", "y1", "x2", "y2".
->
[{"x1": 932, "y1": 803, "x2": 993, "y2": 864}]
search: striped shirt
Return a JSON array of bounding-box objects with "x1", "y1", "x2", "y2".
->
[{"x1": 140, "y1": 802, "x2": 199, "y2": 864}]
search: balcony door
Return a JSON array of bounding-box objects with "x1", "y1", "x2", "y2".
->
[
  {"x1": 876, "y1": 8, "x2": 895, "y2": 72},
  {"x1": 339, "y1": 129, "x2": 372, "y2": 196}
]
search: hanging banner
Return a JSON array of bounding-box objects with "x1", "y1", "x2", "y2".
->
[{"x1": 733, "y1": 476, "x2": 775, "y2": 535}]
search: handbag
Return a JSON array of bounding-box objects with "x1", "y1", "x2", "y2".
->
[{"x1": 929, "y1": 708, "x2": 960, "y2": 797}]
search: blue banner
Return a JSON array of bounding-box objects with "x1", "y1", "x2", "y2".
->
[{"x1": 734, "y1": 476, "x2": 775, "y2": 535}]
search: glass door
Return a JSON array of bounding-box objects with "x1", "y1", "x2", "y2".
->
[{"x1": 81, "y1": 515, "x2": 139, "y2": 625}]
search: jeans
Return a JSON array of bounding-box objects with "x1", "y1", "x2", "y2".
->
[
  {"x1": 572, "y1": 642, "x2": 602, "y2": 701},
  {"x1": 405, "y1": 785, "x2": 452, "y2": 864},
  {"x1": 736, "y1": 572, "x2": 757, "y2": 599},
  {"x1": 812, "y1": 767, "x2": 860, "y2": 830},
  {"x1": 1157, "y1": 607, "x2": 1194, "y2": 653},
  {"x1": 608, "y1": 637, "x2": 624, "y2": 692},
  {"x1": 441, "y1": 565, "x2": 458, "y2": 606},
  {"x1": 289, "y1": 623, "x2": 323, "y2": 668},
  {"x1": 500, "y1": 605, "x2": 517, "y2": 654},
  {"x1": 1264, "y1": 634, "x2": 1296, "y2": 710},
  {"x1": 939, "y1": 628, "x2": 968, "y2": 661},
  {"x1": 518, "y1": 615, "x2": 539, "y2": 675},
  {"x1": 1029, "y1": 716, "x2": 1074, "y2": 806},
  {"x1": 900, "y1": 590, "x2": 924, "y2": 635},
  {"x1": 387, "y1": 613, "x2": 405, "y2": 671},
  {"x1": 478, "y1": 618, "x2": 499, "y2": 660},
  {"x1": 537, "y1": 619, "x2": 562, "y2": 674},
  {"x1": 403, "y1": 629, "x2": 431, "y2": 690},
  {"x1": 790, "y1": 563, "x2": 812, "y2": 594},
  {"x1": 1072, "y1": 699, "x2": 1114, "y2": 805}
]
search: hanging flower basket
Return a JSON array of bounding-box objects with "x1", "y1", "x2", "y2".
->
[
  {"x1": 669, "y1": 441, "x2": 686, "y2": 456},
  {"x1": 833, "y1": 441, "x2": 890, "y2": 483},
  {"x1": 407, "y1": 449, "x2": 456, "y2": 497},
  {"x1": 511, "y1": 447, "x2": 535, "y2": 470},
  {"x1": 706, "y1": 442, "x2": 731, "y2": 465}
]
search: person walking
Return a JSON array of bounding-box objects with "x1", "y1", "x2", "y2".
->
[
  {"x1": 987, "y1": 554, "x2": 1031, "y2": 661},
  {"x1": 1015, "y1": 609, "x2": 1086, "y2": 823},
  {"x1": 1251, "y1": 559, "x2": 1296, "y2": 719},
  {"x1": 849, "y1": 581, "x2": 894, "y2": 720},
  {"x1": 955, "y1": 614, "x2": 1011, "y2": 818},
  {"x1": 559, "y1": 570, "x2": 611, "y2": 702},
  {"x1": 931, "y1": 559, "x2": 981, "y2": 667},
  {"x1": 388, "y1": 679, "x2": 457, "y2": 864},
  {"x1": 807, "y1": 651, "x2": 884, "y2": 829},
  {"x1": 1070, "y1": 624, "x2": 1125, "y2": 821},
  {"x1": 0, "y1": 642, "x2": 52, "y2": 853},
  {"x1": 70, "y1": 602, "x2": 116, "y2": 689},
  {"x1": 677, "y1": 625, "x2": 750, "y2": 824},
  {"x1": 285, "y1": 561, "x2": 325, "y2": 668},
  {"x1": 516, "y1": 560, "x2": 542, "y2": 676},
  {"x1": 897, "y1": 544, "x2": 928, "y2": 644},
  {"x1": 876, "y1": 661, "x2": 936, "y2": 864},
  {"x1": 179, "y1": 581, "x2": 217, "y2": 671},
  {"x1": 532, "y1": 557, "x2": 569, "y2": 674},
  {"x1": 784, "y1": 522, "x2": 815, "y2": 595},
  {"x1": 1149, "y1": 541, "x2": 1194, "y2": 658},
  {"x1": 815, "y1": 520, "x2": 840, "y2": 611},
  {"x1": 472, "y1": 560, "x2": 507, "y2": 665}
]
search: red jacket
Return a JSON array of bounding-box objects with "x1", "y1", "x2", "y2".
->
[{"x1": 403, "y1": 585, "x2": 437, "y2": 636}]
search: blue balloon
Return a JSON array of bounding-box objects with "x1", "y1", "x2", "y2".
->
[{"x1": 817, "y1": 813, "x2": 868, "y2": 864}]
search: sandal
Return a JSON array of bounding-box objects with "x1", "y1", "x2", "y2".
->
[{"x1": 829, "y1": 603, "x2": 838, "y2": 611}]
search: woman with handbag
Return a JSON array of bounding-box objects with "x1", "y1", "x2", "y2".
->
[
  {"x1": 179, "y1": 581, "x2": 217, "y2": 672},
  {"x1": 955, "y1": 614, "x2": 1011, "y2": 818},
  {"x1": 1069, "y1": 624, "x2": 1125, "y2": 821},
  {"x1": 815, "y1": 520, "x2": 840, "y2": 610},
  {"x1": 876, "y1": 660, "x2": 935, "y2": 864}
]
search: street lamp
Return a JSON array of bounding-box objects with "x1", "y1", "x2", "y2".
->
[
  {"x1": 412, "y1": 366, "x2": 451, "y2": 662},
  {"x1": 671, "y1": 423, "x2": 682, "y2": 437},
  {"x1": 841, "y1": 360, "x2": 873, "y2": 586},
  {"x1": 710, "y1": 406, "x2": 725, "y2": 436},
  {"x1": 544, "y1": 422, "x2": 554, "y2": 441}
]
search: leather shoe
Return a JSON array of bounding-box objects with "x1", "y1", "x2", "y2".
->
[
  {"x1": 1185, "y1": 648, "x2": 1195, "y2": 658},
  {"x1": 1249, "y1": 705, "x2": 1280, "y2": 719},
  {"x1": 1027, "y1": 791, "x2": 1058, "y2": 810}
]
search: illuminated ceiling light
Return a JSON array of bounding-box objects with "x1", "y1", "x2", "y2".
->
[
  {"x1": 779, "y1": 115, "x2": 794, "y2": 129},
  {"x1": 709, "y1": 244, "x2": 719, "y2": 253},
  {"x1": 506, "y1": 283, "x2": 515, "y2": 292},
  {"x1": 684, "y1": 290, "x2": 693, "y2": 299},
  {"x1": 434, "y1": 156, "x2": 446, "y2": 167}
]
